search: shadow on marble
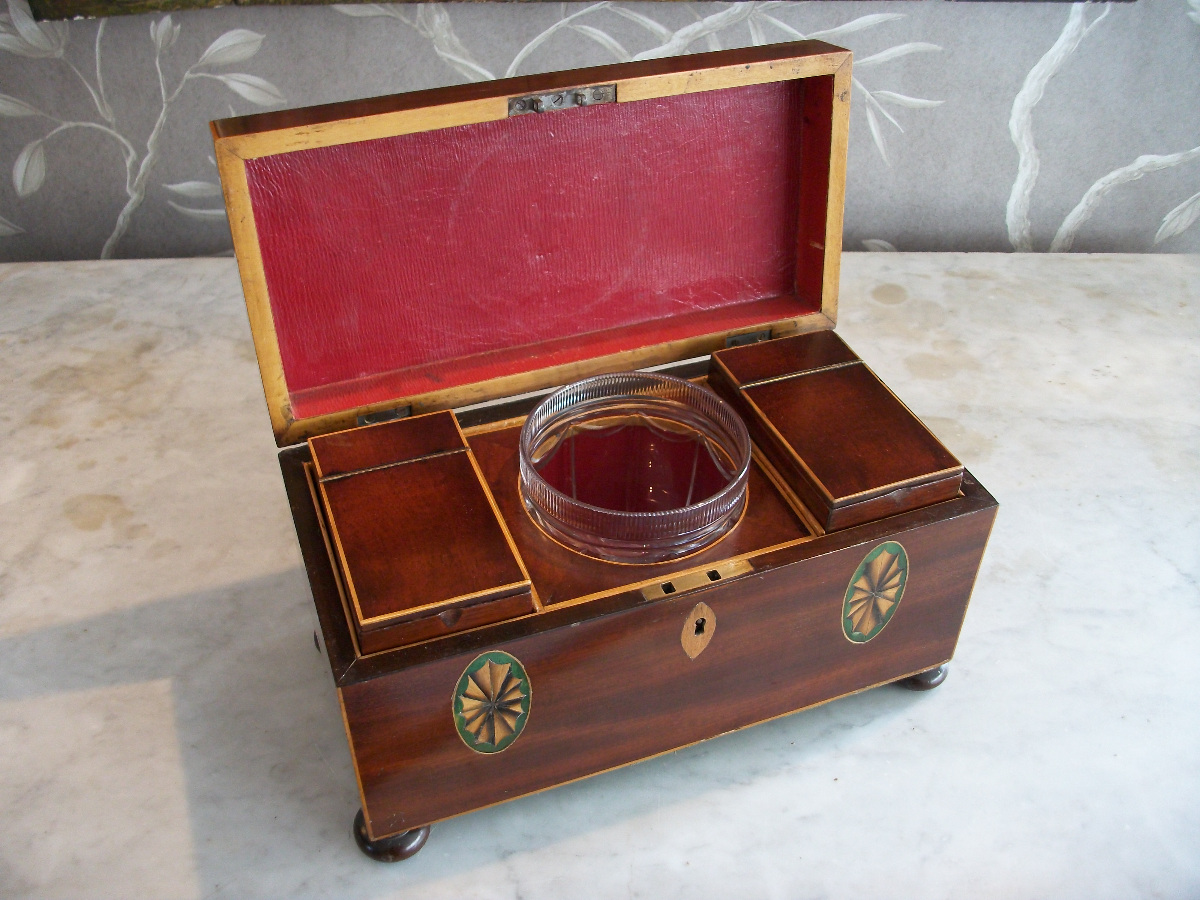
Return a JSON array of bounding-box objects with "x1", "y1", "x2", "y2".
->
[{"x1": 0, "y1": 565, "x2": 933, "y2": 894}]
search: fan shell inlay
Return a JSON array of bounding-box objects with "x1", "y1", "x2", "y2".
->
[
  {"x1": 452, "y1": 651, "x2": 531, "y2": 754},
  {"x1": 843, "y1": 541, "x2": 909, "y2": 643}
]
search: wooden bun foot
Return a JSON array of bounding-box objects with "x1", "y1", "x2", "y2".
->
[
  {"x1": 898, "y1": 664, "x2": 948, "y2": 691},
  {"x1": 353, "y1": 809, "x2": 430, "y2": 862}
]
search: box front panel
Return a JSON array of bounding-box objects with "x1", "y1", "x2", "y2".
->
[{"x1": 342, "y1": 498, "x2": 995, "y2": 838}]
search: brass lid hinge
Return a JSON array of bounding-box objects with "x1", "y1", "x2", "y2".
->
[
  {"x1": 357, "y1": 405, "x2": 411, "y2": 427},
  {"x1": 725, "y1": 329, "x2": 772, "y2": 349},
  {"x1": 509, "y1": 84, "x2": 616, "y2": 116}
]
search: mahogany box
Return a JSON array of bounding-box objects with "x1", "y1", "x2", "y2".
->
[{"x1": 213, "y1": 41, "x2": 997, "y2": 861}]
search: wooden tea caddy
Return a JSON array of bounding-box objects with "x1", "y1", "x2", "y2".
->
[{"x1": 213, "y1": 41, "x2": 997, "y2": 862}]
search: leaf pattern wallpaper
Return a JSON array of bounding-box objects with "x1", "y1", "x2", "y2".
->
[{"x1": 0, "y1": 0, "x2": 1197, "y2": 261}]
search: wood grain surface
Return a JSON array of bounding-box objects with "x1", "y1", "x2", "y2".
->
[
  {"x1": 212, "y1": 42, "x2": 848, "y2": 141},
  {"x1": 309, "y1": 410, "x2": 464, "y2": 479},
  {"x1": 711, "y1": 333, "x2": 963, "y2": 531},
  {"x1": 339, "y1": 478, "x2": 996, "y2": 837},
  {"x1": 714, "y1": 328, "x2": 859, "y2": 386},
  {"x1": 279, "y1": 439, "x2": 996, "y2": 838},
  {"x1": 311, "y1": 411, "x2": 533, "y2": 653},
  {"x1": 466, "y1": 420, "x2": 812, "y2": 608},
  {"x1": 244, "y1": 41, "x2": 997, "y2": 846}
]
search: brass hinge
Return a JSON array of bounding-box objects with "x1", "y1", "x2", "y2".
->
[
  {"x1": 509, "y1": 84, "x2": 616, "y2": 116},
  {"x1": 725, "y1": 329, "x2": 772, "y2": 349},
  {"x1": 357, "y1": 406, "x2": 411, "y2": 427}
]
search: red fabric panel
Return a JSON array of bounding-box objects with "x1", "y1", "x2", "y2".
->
[
  {"x1": 245, "y1": 80, "x2": 806, "y2": 418},
  {"x1": 290, "y1": 295, "x2": 813, "y2": 420}
]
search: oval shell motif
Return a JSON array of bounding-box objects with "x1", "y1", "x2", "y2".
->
[
  {"x1": 843, "y1": 542, "x2": 909, "y2": 643},
  {"x1": 452, "y1": 651, "x2": 531, "y2": 754}
]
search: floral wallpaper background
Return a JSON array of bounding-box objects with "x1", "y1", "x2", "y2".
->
[{"x1": 0, "y1": 0, "x2": 1197, "y2": 262}]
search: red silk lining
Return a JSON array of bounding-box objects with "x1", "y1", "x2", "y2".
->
[{"x1": 245, "y1": 79, "x2": 810, "y2": 418}]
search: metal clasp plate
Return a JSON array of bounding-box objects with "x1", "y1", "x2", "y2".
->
[
  {"x1": 725, "y1": 329, "x2": 773, "y2": 349},
  {"x1": 509, "y1": 84, "x2": 616, "y2": 116},
  {"x1": 357, "y1": 406, "x2": 411, "y2": 427}
]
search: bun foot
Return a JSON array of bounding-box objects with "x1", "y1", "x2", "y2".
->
[
  {"x1": 353, "y1": 809, "x2": 430, "y2": 862},
  {"x1": 898, "y1": 664, "x2": 948, "y2": 691}
]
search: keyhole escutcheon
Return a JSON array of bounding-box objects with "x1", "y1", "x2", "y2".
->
[{"x1": 681, "y1": 601, "x2": 716, "y2": 660}]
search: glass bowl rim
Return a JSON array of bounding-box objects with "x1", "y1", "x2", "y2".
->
[{"x1": 517, "y1": 370, "x2": 753, "y2": 522}]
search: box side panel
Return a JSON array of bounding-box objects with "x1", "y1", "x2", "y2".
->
[
  {"x1": 796, "y1": 74, "x2": 835, "y2": 312},
  {"x1": 342, "y1": 501, "x2": 996, "y2": 838},
  {"x1": 279, "y1": 445, "x2": 358, "y2": 681},
  {"x1": 826, "y1": 472, "x2": 969, "y2": 532}
]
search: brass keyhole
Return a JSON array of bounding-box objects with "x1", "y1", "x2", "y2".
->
[{"x1": 681, "y1": 602, "x2": 715, "y2": 660}]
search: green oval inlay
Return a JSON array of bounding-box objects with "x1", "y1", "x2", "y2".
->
[
  {"x1": 843, "y1": 541, "x2": 908, "y2": 643},
  {"x1": 452, "y1": 650, "x2": 531, "y2": 754}
]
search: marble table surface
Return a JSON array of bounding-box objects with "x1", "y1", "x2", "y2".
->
[{"x1": 0, "y1": 253, "x2": 1196, "y2": 899}]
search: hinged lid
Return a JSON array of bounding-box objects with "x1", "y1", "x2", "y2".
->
[
  {"x1": 710, "y1": 331, "x2": 964, "y2": 532},
  {"x1": 213, "y1": 41, "x2": 851, "y2": 446},
  {"x1": 308, "y1": 410, "x2": 535, "y2": 654}
]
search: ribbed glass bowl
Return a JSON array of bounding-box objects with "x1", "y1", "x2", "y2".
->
[{"x1": 518, "y1": 372, "x2": 751, "y2": 563}]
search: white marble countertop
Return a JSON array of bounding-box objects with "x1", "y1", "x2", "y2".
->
[{"x1": 0, "y1": 253, "x2": 1197, "y2": 899}]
